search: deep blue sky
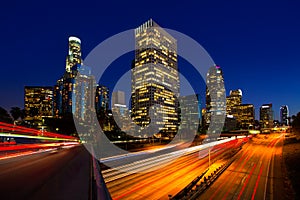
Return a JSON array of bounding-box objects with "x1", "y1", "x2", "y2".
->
[{"x1": 1, "y1": 0, "x2": 300, "y2": 119}]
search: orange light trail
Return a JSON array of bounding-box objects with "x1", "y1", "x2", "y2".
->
[
  {"x1": 251, "y1": 164, "x2": 264, "y2": 200},
  {"x1": 237, "y1": 163, "x2": 257, "y2": 200}
]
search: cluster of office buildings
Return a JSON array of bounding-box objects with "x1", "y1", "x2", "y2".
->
[
  {"x1": 23, "y1": 19, "x2": 289, "y2": 136},
  {"x1": 24, "y1": 37, "x2": 109, "y2": 131}
]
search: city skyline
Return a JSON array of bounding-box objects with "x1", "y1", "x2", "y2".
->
[
  {"x1": 1, "y1": 29, "x2": 295, "y2": 123},
  {"x1": 1, "y1": 2, "x2": 300, "y2": 199},
  {"x1": 1, "y1": 1, "x2": 300, "y2": 119}
]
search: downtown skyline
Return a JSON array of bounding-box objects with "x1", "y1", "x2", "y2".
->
[{"x1": 1, "y1": 0, "x2": 300, "y2": 118}]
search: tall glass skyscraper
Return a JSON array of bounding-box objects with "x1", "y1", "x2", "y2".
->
[
  {"x1": 72, "y1": 65, "x2": 96, "y2": 122},
  {"x1": 54, "y1": 36, "x2": 96, "y2": 119},
  {"x1": 131, "y1": 19, "x2": 180, "y2": 137},
  {"x1": 205, "y1": 65, "x2": 226, "y2": 124},
  {"x1": 178, "y1": 94, "x2": 202, "y2": 137},
  {"x1": 66, "y1": 36, "x2": 83, "y2": 72},
  {"x1": 280, "y1": 105, "x2": 289, "y2": 126}
]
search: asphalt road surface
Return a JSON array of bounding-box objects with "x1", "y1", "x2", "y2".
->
[
  {"x1": 199, "y1": 133, "x2": 285, "y2": 200},
  {"x1": 0, "y1": 145, "x2": 91, "y2": 200},
  {"x1": 104, "y1": 138, "x2": 244, "y2": 199}
]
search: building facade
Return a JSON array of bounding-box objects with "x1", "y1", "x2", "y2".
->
[
  {"x1": 231, "y1": 104, "x2": 255, "y2": 129},
  {"x1": 111, "y1": 91, "x2": 134, "y2": 133},
  {"x1": 131, "y1": 19, "x2": 180, "y2": 138},
  {"x1": 24, "y1": 86, "x2": 54, "y2": 126},
  {"x1": 260, "y1": 103, "x2": 273, "y2": 128},
  {"x1": 72, "y1": 65, "x2": 96, "y2": 123},
  {"x1": 112, "y1": 91, "x2": 127, "y2": 117},
  {"x1": 112, "y1": 91, "x2": 125, "y2": 108},
  {"x1": 178, "y1": 94, "x2": 202, "y2": 137},
  {"x1": 54, "y1": 36, "x2": 83, "y2": 117},
  {"x1": 95, "y1": 85, "x2": 109, "y2": 117},
  {"x1": 226, "y1": 89, "x2": 242, "y2": 115},
  {"x1": 66, "y1": 36, "x2": 83, "y2": 72},
  {"x1": 205, "y1": 65, "x2": 226, "y2": 130},
  {"x1": 280, "y1": 105, "x2": 289, "y2": 126}
]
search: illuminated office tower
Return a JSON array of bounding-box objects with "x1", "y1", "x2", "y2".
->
[
  {"x1": 260, "y1": 103, "x2": 273, "y2": 128},
  {"x1": 231, "y1": 104, "x2": 255, "y2": 129},
  {"x1": 280, "y1": 105, "x2": 289, "y2": 126},
  {"x1": 54, "y1": 36, "x2": 95, "y2": 118},
  {"x1": 66, "y1": 36, "x2": 83, "y2": 72},
  {"x1": 24, "y1": 86, "x2": 53, "y2": 121},
  {"x1": 53, "y1": 79, "x2": 63, "y2": 117},
  {"x1": 205, "y1": 65, "x2": 226, "y2": 126},
  {"x1": 131, "y1": 19, "x2": 180, "y2": 137},
  {"x1": 226, "y1": 89, "x2": 242, "y2": 115}
]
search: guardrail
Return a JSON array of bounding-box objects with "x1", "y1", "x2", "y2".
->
[
  {"x1": 90, "y1": 148, "x2": 112, "y2": 200},
  {"x1": 170, "y1": 146, "x2": 242, "y2": 200},
  {"x1": 187, "y1": 157, "x2": 236, "y2": 200},
  {"x1": 170, "y1": 168, "x2": 208, "y2": 200}
]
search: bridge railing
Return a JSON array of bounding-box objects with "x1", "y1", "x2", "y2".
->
[{"x1": 90, "y1": 147, "x2": 112, "y2": 200}]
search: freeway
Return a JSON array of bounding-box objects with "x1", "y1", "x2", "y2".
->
[
  {"x1": 0, "y1": 145, "x2": 91, "y2": 200},
  {"x1": 199, "y1": 133, "x2": 285, "y2": 200},
  {"x1": 103, "y1": 138, "x2": 247, "y2": 199}
]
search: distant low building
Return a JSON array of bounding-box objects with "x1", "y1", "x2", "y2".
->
[
  {"x1": 24, "y1": 86, "x2": 54, "y2": 129},
  {"x1": 231, "y1": 104, "x2": 255, "y2": 129},
  {"x1": 224, "y1": 115, "x2": 237, "y2": 131}
]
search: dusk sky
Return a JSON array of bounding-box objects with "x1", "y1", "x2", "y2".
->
[{"x1": 1, "y1": 0, "x2": 300, "y2": 118}]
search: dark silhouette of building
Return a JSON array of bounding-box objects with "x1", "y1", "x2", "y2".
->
[{"x1": 280, "y1": 105, "x2": 289, "y2": 126}]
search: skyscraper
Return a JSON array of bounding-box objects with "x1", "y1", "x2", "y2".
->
[
  {"x1": 53, "y1": 80, "x2": 63, "y2": 117},
  {"x1": 66, "y1": 36, "x2": 83, "y2": 72},
  {"x1": 72, "y1": 65, "x2": 96, "y2": 122},
  {"x1": 131, "y1": 19, "x2": 180, "y2": 137},
  {"x1": 205, "y1": 65, "x2": 226, "y2": 127},
  {"x1": 260, "y1": 103, "x2": 273, "y2": 128},
  {"x1": 178, "y1": 94, "x2": 202, "y2": 137},
  {"x1": 280, "y1": 105, "x2": 289, "y2": 126},
  {"x1": 226, "y1": 89, "x2": 242, "y2": 115},
  {"x1": 54, "y1": 36, "x2": 83, "y2": 116},
  {"x1": 95, "y1": 85, "x2": 109, "y2": 117}
]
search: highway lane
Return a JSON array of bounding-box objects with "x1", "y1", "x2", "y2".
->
[
  {"x1": 199, "y1": 133, "x2": 285, "y2": 200},
  {"x1": 104, "y1": 138, "x2": 246, "y2": 199},
  {"x1": 0, "y1": 145, "x2": 91, "y2": 200}
]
